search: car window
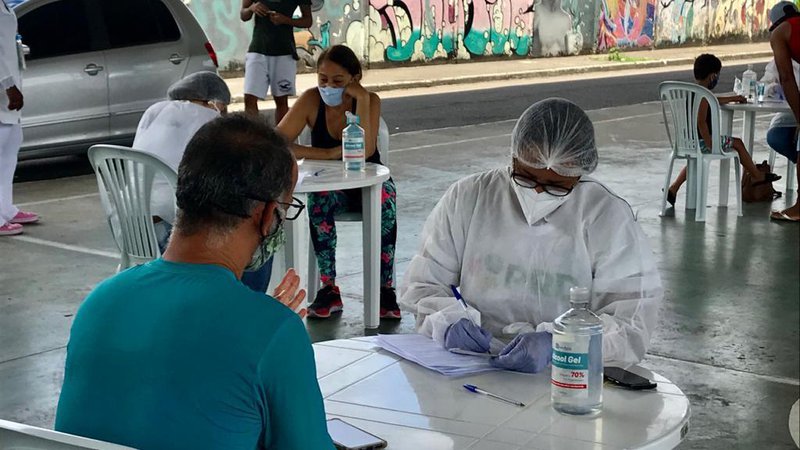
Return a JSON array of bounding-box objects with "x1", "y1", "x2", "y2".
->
[
  {"x1": 17, "y1": 0, "x2": 93, "y2": 60},
  {"x1": 100, "y1": 0, "x2": 181, "y2": 49}
]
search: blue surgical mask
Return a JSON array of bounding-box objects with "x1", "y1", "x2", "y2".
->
[{"x1": 318, "y1": 86, "x2": 345, "y2": 106}]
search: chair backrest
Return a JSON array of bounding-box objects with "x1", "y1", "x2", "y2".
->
[
  {"x1": 296, "y1": 116, "x2": 391, "y2": 167},
  {"x1": 659, "y1": 81, "x2": 723, "y2": 157},
  {"x1": 0, "y1": 419, "x2": 133, "y2": 449},
  {"x1": 88, "y1": 145, "x2": 178, "y2": 269}
]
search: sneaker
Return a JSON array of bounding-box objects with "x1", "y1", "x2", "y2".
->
[
  {"x1": 0, "y1": 222, "x2": 23, "y2": 236},
  {"x1": 307, "y1": 285, "x2": 344, "y2": 319},
  {"x1": 10, "y1": 211, "x2": 39, "y2": 224},
  {"x1": 380, "y1": 287, "x2": 402, "y2": 320}
]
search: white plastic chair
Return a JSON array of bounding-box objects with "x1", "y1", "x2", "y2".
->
[
  {"x1": 659, "y1": 81, "x2": 742, "y2": 222},
  {"x1": 299, "y1": 118, "x2": 391, "y2": 294},
  {"x1": 0, "y1": 418, "x2": 133, "y2": 449},
  {"x1": 88, "y1": 144, "x2": 178, "y2": 271}
]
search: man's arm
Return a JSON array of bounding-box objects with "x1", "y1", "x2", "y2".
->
[
  {"x1": 772, "y1": 24, "x2": 800, "y2": 122},
  {"x1": 268, "y1": 5, "x2": 312, "y2": 28},
  {"x1": 241, "y1": 0, "x2": 269, "y2": 22},
  {"x1": 258, "y1": 316, "x2": 334, "y2": 449},
  {"x1": 0, "y1": 41, "x2": 22, "y2": 111}
]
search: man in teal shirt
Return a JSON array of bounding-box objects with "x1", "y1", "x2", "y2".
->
[{"x1": 55, "y1": 114, "x2": 334, "y2": 450}]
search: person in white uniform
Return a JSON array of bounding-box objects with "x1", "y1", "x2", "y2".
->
[
  {"x1": 400, "y1": 98, "x2": 663, "y2": 373},
  {"x1": 132, "y1": 72, "x2": 275, "y2": 294},
  {"x1": 133, "y1": 71, "x2": 230, "y2": 246},
  {"x1": 0, "y1": 0, "x2": 38, "y2": 236}
]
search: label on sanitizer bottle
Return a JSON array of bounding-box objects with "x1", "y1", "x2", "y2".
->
[{"x1": 551, "y1": 334, "x2": 590, "y2": 399}]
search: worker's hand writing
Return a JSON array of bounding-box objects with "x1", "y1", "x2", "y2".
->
[
  {"x1": 444, "y1": 318, "x2": 492, "y2": 353},
  {"x1": 250, "y1": 2, "x2": 270, "y2": 16},
  {"x1": 268, "y1": 11, "x2": 291, "y2": 25},
  {"x1": 272, "y1": 269, "x2": 307, "y2": 318},
  {"x1": 6, "y1": 86, "x2": 23, "y2": 111},
  {"x1": 489, "y1": 332, "x2": 552, "y2": 373}
]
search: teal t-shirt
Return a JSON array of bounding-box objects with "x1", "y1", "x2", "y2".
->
[{"x1": 55, "y1": 259, "x2": 333, "y2": 450}]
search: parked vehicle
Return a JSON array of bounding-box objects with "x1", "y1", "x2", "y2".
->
[{"x1": 13, "y1": 0, "x2": 218, "y2": 160}]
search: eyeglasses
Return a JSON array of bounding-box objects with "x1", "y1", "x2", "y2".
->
[
  {"x1": 211, "y1": 195, "x2": 306, "y2": 220},
  {"x1": 276, "y1": 196, "x2": 306, "y2": 220},
  {"x1": 510, "y1": 171, "x2": 576, "y2": 197}
]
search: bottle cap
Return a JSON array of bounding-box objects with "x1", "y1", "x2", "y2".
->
[{"x1": 569, "y1": 287, "x2": 591, "y2": 303}]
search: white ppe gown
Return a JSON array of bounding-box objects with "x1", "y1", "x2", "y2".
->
[
  {"x1": 399, "y1": 169, "x2": 663, "y2": 368},
  {"x1": 132, "y1": 100, "x2": 219, "y2": 225}
]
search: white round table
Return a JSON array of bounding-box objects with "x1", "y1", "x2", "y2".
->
[
  {"x1": 717, "y1": 100, "x2": 794, "y2": 206},
  {"x1": 314, "y1": 337, "x2": 691, "y2": 450},
  {"x1": 287, "y1": 160, "x2": 390, "y2": 329}
]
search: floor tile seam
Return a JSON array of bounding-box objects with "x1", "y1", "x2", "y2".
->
[
  {"x1": 646, "y1": 352, "x2": 800, "y2": 386},
  {"x1": 0, "y1": 345, "x2": 66, "y2": 366}
]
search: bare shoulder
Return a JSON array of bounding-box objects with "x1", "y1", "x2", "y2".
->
[{"x1": 369, "y1": 92, "x2": 382, "y2": 107}]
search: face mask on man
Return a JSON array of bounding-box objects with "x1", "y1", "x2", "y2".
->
[
  {"x1": 708, "y1": 74, "x2": 719, "y2": 90},
  {"x1": 245, "y1": 206, "x2": 286, "y2": 271},
  {"x1": 318, "y1": 86, "x2": 345, "y2": 107}
]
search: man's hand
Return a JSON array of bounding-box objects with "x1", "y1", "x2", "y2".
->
[
  {"x1": 272, "y1": 269, "x2": 307, "y2": 318},
  {"x1": 6, "y1": 86, "x2": 23, "y2": 111},
  {"x1": 268, "y1": 11, "x2": 292, "y2": 25},
  {"x1": 251, "y1": 2, "x2": 270, "y2": 16}
]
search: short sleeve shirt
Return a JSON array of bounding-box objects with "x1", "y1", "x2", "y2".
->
[
  {"x1": 248, "y1": 0, "x2": 311, "y2": 57},
  {"x1": 55, "y1": 259, "x2": 334, "y2": 450}
]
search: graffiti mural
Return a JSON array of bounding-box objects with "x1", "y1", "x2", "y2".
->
[
  {"x1": 656, "y1": 0, "x2": 781, "y2": 45},
  {"x1": 655, "y1": 0, "x2": 708, "y2": 45},
  {"x1": 596, "y1": 0, "x2": 656, "y2": 50},
  {"x1": 178, "y1": 0, "x2": 783, "y2": 68},
  {"x1": 366, "y1": 0, "x2": 535, "y2": 62}
]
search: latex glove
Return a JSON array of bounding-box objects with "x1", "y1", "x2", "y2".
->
[
  {"x1": 490, "y1": 332, "x2": 553, "y2": 373},
  {"x1": 444, "y1": 318, "x2": 492, "y2": 353}
]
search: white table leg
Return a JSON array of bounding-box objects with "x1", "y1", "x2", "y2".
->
[
  {"x1": 718, "y1": 109, "x2": 735, "y2": 207},
  {"x1": 285, "y1": 195, "x2": 304, "y2": 292},
  {"x1": 742, "y1": 111, "x2": 756, "y2": 156},
  {"x1": 362, "y1": 183, "x2": 382, "y2": 329}
]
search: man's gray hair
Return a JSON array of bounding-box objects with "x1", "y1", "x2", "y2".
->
[{"x1": 174, "y1": 113, "x2": 294, "y2": 237}]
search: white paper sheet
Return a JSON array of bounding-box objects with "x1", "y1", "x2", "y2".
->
[{"x1": 375, "y1": 334, "x2": 500, "y2": 377}]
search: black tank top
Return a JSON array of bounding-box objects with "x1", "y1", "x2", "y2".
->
[{"x1": 310, "y1": 98, "x2": 382, "y2": 165}]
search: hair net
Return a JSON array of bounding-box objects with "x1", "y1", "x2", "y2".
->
[
  {"x1": 167, "y1": 71, "x2": 232, "y2": 105},
  {"x1": 510, "y1": 98, "x2": 598, "y2": 177}
]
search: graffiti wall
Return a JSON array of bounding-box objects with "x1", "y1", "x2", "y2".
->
[
  {"x1": 656, "y1": 0, "x2": 781, "y2": 45},
  {"x1": 182, "y1": 0, "x2": 784, "y2": 69}
]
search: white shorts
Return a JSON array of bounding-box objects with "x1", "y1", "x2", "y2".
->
[{"x1": 244, "y1": 53, "x2": 297, "y2": 99}]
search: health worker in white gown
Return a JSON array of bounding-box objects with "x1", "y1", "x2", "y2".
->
[{"x1": 400, "y1": 98, "x2": 663, "y2": 373}]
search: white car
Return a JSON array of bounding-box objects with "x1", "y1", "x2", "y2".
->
[{"x1": 13, "y1": 0, "x2": 218, "y2": 159}]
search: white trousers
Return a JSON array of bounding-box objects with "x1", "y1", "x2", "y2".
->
[{"x1": 0, "y1": 122, "x2": 22, "y2": 224}]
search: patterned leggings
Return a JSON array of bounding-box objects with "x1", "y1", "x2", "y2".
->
[{"x1": 307, "y1": 179, "x2": 397, "y2": 287}]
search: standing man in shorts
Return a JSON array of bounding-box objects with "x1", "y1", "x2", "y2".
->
[{"x1": 241, "y1": 0, "x2": 312, "y2": 124}]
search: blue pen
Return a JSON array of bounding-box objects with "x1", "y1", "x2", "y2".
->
[
  {"x1": 463, "y1": 384, "x2": 525, "y2": 407},
  {"x1": 450, "y1": 284, "x2": 470, "y2": 311},
  {"x1": 450, "y1": 285, "x2": 477, "y2": 326}
]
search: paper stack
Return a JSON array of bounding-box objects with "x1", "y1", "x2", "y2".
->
[{"x1": 375, "y1": 334, "x2": 500, "y2": 377}]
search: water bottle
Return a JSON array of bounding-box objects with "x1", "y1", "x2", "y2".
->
[
  {"x1": 742, "y1": 64, "x2": 757, "y2": 102},
  {"x1": 342, "y1": 112, "x2": 365, "y2": 172},
  {"x1": 551, "y1": 287, "x2": 603, "y2": 417}
]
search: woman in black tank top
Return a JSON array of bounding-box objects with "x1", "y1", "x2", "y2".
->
[{"x1": 277, "y1": 45, "x2": 400, "y2": 320}]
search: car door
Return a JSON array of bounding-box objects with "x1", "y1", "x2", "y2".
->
[
  {"x1": 16, "y1": 0, "x2": 110, "y2": 154},
  {"x1": 97, "y1": 0, "x2": 190, "y2": 140}
]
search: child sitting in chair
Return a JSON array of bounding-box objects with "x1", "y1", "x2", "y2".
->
[{"x1": 666, "y1": 54, "x2": 781, "y2": 206}]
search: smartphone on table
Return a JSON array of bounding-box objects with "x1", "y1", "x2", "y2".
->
[
  {"x1": 604, "y1": 367, "x2": 657, "y2": 390},
  {"x1": 327, "y1": 418, "x2": 387, "y2": 450}
]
